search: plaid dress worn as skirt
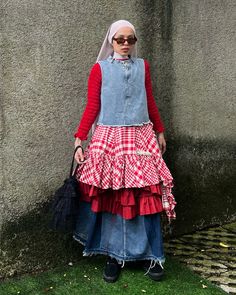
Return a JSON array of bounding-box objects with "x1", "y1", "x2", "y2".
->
[{"x1": 73, "y1": 122, "x2": 176, "y2": 265}]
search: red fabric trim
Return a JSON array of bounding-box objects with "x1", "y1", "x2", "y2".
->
[
  {"x1": 144, "y1": 60, "x2": 165, "y2": 133},
  {"x1": 78, "y1": 182, "x2": 164, "y2": 220}
]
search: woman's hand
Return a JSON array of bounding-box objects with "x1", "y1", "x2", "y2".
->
[
  {"x1": 157, "y1": 132, "x2": 166, "y2": 155},
  {"x1": 74, "y1": 138, "x2": 86, "y2": 164}
]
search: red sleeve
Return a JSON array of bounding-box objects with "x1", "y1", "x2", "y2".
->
[
  {"x1": 144, "y1": 60, "x2": 165, "y2": 133},
  {"x1": 74, "y1": 63, "x2": 101, "y2": 140}
]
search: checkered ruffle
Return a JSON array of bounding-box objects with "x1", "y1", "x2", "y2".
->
[{"x1": 76, "y1": 123, "x2": 176, "y2": 221}]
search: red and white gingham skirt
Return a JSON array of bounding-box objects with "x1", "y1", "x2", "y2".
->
[{"x1": 76, "y1": 123, "x2": 176, "y2": 221}]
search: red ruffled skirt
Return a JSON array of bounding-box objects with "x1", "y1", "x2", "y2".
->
[{"x1": 76, "y1": 123, "x2": 176, "y2": 221}]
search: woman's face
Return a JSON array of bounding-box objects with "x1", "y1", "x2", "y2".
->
[{"x1": 112, "y1": 27, "x2": 136, "y2": 56}]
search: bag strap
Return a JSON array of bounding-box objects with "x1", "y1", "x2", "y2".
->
[{"x1": 70, "y1": 145, "x2": 84, "y2": 177}]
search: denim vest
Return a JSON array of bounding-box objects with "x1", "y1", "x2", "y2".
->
[{"x1": 97, "y1": 55, "x2": 150, "y2": 126}]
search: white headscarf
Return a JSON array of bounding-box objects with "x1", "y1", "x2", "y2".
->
[{"x1": 96, "y1": 19, "x2": 137, "y2": 62}]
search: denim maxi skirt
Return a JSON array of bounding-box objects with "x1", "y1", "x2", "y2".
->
[{"x1": 73, "y1": 201, "x2": 165, "y2": 264}]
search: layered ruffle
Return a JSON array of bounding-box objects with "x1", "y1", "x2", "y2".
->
[
  {"x1": 77, "y1": 152, "x2": 173, "y2": 190},
  {"x1": 78, "y1": 182, "x2": 164, "y2": 220},
  {"x1": 76, "y1": 123, "x2": 176, "y2": 221}
]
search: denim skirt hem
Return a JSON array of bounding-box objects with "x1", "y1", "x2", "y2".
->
[
  {"x1": 73, "y1": 234, "x2": 165, "y2": 264},
  {"x1": 73, "y1": 201, "x2": 165, "y2": 263}
]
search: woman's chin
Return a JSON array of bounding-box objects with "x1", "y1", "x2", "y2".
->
[{"x1": 119, "y1": 51, "x2": 130, "y2": 56}]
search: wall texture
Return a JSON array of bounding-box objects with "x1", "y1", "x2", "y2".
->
[
  {"x1": 0, "y1": 0, "x2": 235, "y2": 278},
  {"x1": 169, "y1": 0, "x2": 236, "y2": 233}
]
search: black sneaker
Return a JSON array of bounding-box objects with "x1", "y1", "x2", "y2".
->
[
  {"x1": 103, "y1": 257, "x2": 121, "y2": 283},
  {"x1": 143, "y1": 260, "x2": 164, "y2": 281}
]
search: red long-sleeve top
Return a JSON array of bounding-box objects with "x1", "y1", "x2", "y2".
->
[{"x1": 74, "y1": 60, "x2": 165, "y2": 140}]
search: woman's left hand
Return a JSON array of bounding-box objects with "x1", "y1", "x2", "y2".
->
[{"x1": 157, "y1": 132, "x2": 166, "y2": 155}]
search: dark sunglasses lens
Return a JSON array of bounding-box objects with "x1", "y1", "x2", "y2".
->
[
  {"x1": 115, "y1": 37, "x2": 137, "y2": 45},
  {"x1": 116, "y1": 38, "x2": 125, "y2": 44},
  {"x1": 127, "y1": 38, "x2": 136, "y2": 44}
]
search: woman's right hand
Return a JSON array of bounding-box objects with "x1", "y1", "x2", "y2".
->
[{"x1": 74, "y1": 138, "x2": 86, "y2": 164}]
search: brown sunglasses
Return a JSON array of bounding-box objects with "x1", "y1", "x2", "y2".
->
[{"x1": 112, "y1": 36, "x2": 137, "y2": 45}]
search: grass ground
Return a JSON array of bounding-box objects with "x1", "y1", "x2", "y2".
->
[{"x1": 0, "y1": 255, "x2": 226, "y2": 295}]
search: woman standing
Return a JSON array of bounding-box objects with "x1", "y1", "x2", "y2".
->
[{"x1": 73, "y1": 20, "x2": 176, "y2": 283}]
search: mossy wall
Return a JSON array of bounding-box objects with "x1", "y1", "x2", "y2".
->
[{"x1": 0, "y1": 0, "x2": 235, "y2": 278}]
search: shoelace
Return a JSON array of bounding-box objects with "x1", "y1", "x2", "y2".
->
[
  {"x1": 107, "y1": 258, "x2": 125, "y2": 268},
  {"x1": 144, "y1": 260, "x2": 164, "y2": 276}
]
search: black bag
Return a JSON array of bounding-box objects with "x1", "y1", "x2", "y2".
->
[{"x1": 50, "y1": 145, "x2": 84, "y2": 231}]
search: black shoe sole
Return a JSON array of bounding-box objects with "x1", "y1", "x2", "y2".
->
[
  {"x1": 147, "y1": 271, "x2": 164, "y2": 281},
  {"x1": 103, "y1": 273, "x2": 120, "y2": 283}
]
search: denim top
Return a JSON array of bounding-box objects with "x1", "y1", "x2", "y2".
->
[{"x1": 97, "y1": 55, "x2": 150, "y2": 126}]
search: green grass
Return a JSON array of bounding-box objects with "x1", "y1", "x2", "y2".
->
[{"x1": 0, "y1": 256, "x2": 226, "y2": 295}]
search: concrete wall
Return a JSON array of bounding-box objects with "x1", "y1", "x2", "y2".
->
[
  {"x1": 0, "y1": 0, "x2": 235, "y2": 278},
  {"x1": 169, "y1": 0, "x2": 236, "y2": 233}
]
